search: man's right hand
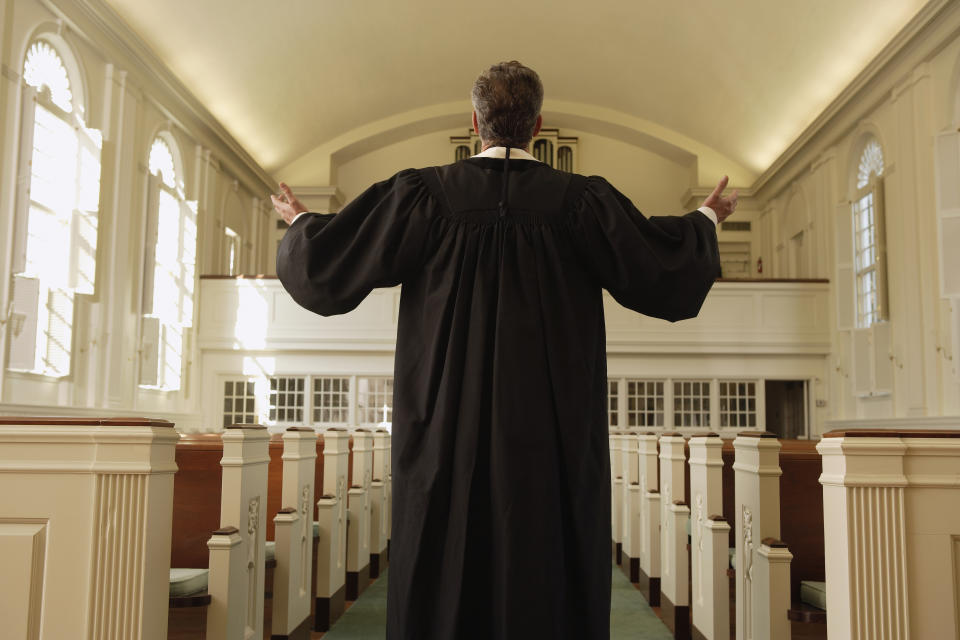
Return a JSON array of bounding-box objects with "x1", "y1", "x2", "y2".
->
[{"x1": 701, "y1": 176, "x2": 738, "y2": 223}]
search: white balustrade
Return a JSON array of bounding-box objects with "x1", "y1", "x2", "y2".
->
[
  {"x1": 734, "y1": 432, "x2": 791, "y2": 640},
  {"x1": 689, "y1": 433, "x2": 729, "y2": 640},
  {"x1": 637, "y1": 433, "x2": 661, "y2": 604},
  {"x1": 818, "y1": 429, "x2": 960, "y2": 639},
  {"x1": 0, "y1": 417, "x2": 178, "y2": 640},
  {"x1": 207, "y1": 424, "x2": 270, "y2": 640},
  {"x1": 315, "y1": 428, "x2": 349, "y2": 631},
  {"x1": 659, "y1": 433, "x2": 690, "y2": 636},
  {"x1": 271, "y1": 427, "x2": 317, "y2": 638}
]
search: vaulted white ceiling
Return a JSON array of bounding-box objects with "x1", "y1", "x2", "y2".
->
[{"x1": 103, "y1": 0, "x2": 929, "y2": 184}]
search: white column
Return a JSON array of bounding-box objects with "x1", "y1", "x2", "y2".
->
[
  {"x1": 734, "y1": 432, "x2": 789, "y2": 640},
  {"x1": 610, "y1": 431, "x2": 624, "y2": 562},
  {"x1": 206, "y1": 527, "x2": 245, "y2": 640},
  {"x1": 754, "y1": 539, "x2": 793, "y2": 640},
  {"x1": 637, "y1": 433, "x2": 661, "y2": 604},
  {"x1": 315, "y1": 428, "x2": 349, "y2": 631},
  {"x1": 0, "y1": 417, "x2": 177, "y2": 640},
  {"x1": 689, "y1": 434, "x2": 728, "y2": 640},
  {"x1": 621, "y1": 431, "x2": 641, "y2": 578},
  {"x1": 369, "y1": 429, "x2": 390, "y2": 574},
  {"x1": 818, "y1": 430, "x2": 960, "y2": 639},
  {"x1": 659, "y1": 433, "x2": 689, "y2": 634},
  {"x1": 208, "y1": 424, "x2": 270, "y2": 640},
  {"x1": 271, "y1": 427, "x2": 317, "y2": 638}
]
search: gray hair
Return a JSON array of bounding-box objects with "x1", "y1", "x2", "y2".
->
[{"x1": 471, "y1": 61, "x2": 543, "y2": 149}]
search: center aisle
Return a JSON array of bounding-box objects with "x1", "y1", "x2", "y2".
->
[{"x1": 316, "y1": 564, "x2": 672, "y2": 639}]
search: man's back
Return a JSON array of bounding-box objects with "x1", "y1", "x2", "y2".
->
[{"x1": 277, "y1": 153, "x2": 720, "y2": 639}]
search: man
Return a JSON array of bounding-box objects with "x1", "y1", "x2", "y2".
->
[{"x1": 273, "y1": 61, "x2": 736, "y2": 640}]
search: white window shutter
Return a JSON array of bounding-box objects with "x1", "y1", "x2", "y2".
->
[
  {"x1": 872, "y1": 321, "x2": 892, "y2": 393},
  {"x1": 934, "y1": 130, "x2": 960, "y2": 298},
  {"x1": 853, "y1": 327, "x2": 873, "y2": 396},
  {"x1": 835, "y1": 201, "x2": 855, "y2": 330},
  {"x1": 141, "y1": 174, "x2": 161, "y2": 315},
  {"x1": 139, "y1": 315, "x2": 161, "y2": 387},
  {"x1": 8, "y1": 275, "x2": 40, "y2": 371},
  {"x1": 12, "y1": 87, "x2": 37, "y2": 275},
  {"x1": 70, "y1": 125, "x2": 103, "y2": 296},
  {"x1": 872, "y1": 178, "x2": 889, "y2": 321}
]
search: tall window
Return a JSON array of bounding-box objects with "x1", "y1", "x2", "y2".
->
[
  {"x1": 8, "y1": 39, "x2": 101, "y2": 377},
  {"x1": 626, "y1": 380, "x2": 665, "y2": 427},
  {"x1": 853, "y1": 138, "x2": 887, "y2": 328},
  {"x1": 224, "y1": 226, "x2": 241, "y2": 275},
  {"x1": 357, "y1": 376, "x2": 393, "y2": 425},
  {"x1": 314, "y1": 376, "x2": 351, "y2": 424},
  {"x1": 718, "y1": 381, "x2": 757, "y2": 428},
  {"x1": 140, "y1": 135, "x2": 197, "y2": 390},
  {"x1": 607, "y1": 379, "x2": 619, "y2": 428},
  {"x1": 673, "y1": 380, "x2": 711, "y2": 427}
]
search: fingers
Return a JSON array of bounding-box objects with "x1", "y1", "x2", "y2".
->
[
  {"x1": 708, "y1": 175, "x2": 729, "y2": 200},
  {"x1": 730, "y1": 189, "x2": 739, "y2": 211}
]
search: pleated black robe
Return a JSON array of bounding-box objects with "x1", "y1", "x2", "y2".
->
[{"x1": 276, "y1": 155, "x2": 720, "y2": 640}]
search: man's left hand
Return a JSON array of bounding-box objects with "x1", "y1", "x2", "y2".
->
[{"x1": 271, "y1": 182, "x2": 308, "y2": 225}]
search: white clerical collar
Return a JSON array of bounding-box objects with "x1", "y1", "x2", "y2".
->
[{"x1": 471, "y1": 146, "x2": 540, "y2": 162}]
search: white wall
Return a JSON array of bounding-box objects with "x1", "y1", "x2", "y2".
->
[
  {"x1": 753, "y1": 3, "x2": 960, "y2": 421},
  {"x1": 0, "y1": 0, "x2": 274, "y2": 427}
]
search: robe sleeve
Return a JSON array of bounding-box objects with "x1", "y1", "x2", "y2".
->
[
  {"x1": 276, "y1": 169, "x2": 431, "y2": 316},
  {"x1": 571, "y1": 175, "x2": 721, "y2": 322}
]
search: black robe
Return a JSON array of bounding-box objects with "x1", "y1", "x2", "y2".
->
[{"x1": 276, "y1": 156, "x2": 720, "y2": 640}]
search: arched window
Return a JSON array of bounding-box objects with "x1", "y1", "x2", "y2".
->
[
  {"x1": 557, "y1": 146, "x2": 573, "y2": 173},
  {"x1": 454, "y1": 145, "x2": 470, "y2": 162},
  {"x1": 852, "y1": 138, "x2": 887, "y2": 328},
  {"x1": 140, "y1": 134, "x2": 197, "y2": 390},
  {"x1": 8, "y1": 39, "x2": 101, "y2": 377}
]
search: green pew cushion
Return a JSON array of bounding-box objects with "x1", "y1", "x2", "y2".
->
[
  {"x1": 800, "y1": 580, "x2": 827, "y2": 610},
  {"x1": 169, "y1": 568, "x2": 208, "y2": 597}
]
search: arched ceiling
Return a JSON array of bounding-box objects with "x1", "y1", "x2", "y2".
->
[{"x1": 103, "y1": 0, "x2": 929, "y2": 185}]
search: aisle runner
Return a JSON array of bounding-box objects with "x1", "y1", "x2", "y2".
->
[{"x1": 321, "y1": 565, "x2": 672, "y2": 639}]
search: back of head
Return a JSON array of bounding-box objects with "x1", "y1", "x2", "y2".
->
[{"x1": 471, "y1": 61, "x2": 543, "y2": 149}]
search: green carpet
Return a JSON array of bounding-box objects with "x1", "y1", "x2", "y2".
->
[{"x1": 323, "y1": 564, "x2": 672, "y2": 639}]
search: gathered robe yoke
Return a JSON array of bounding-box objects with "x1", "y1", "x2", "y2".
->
[{"x1": 276, "y1": 156, "x2": 720, "y2": 640}]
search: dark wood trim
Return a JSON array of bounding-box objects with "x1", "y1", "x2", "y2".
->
[
  {"x1": 788, "y1": 603, "x2": 827, "y2": 623},
  {"x1": 225, "y1": 423, "x2": 266, "y2": 430},
  {"x1": 285, "y1": 426, "x2": 316, "y2": 432},
  {"x1": 213, "y1": 526, "x2": 239, "y2": 536},
  {"x1": 168, "y1": 592, "x2": 212, "y2": 608},
  {"x1": 692, "y1": 624, "x2": 709, "y2": 640},
  {"x1": 345, "y1": 564, "x2": 370, "y2": 601},
  {"x1": 314, "y1": 584, "x2": 346, "y2": 632},
  {"x1": 661, "y1": 594, "x2": 691, "y2": 639},
  {"x1": 638, "y1": 567, "x2": 661, "y2": 607},
  {"x1": 673, "y1": 500, "x2": 687, "y2": 506},
  {"x1": 615, "y1": 542, "x2": 622, "y2": 565},
  {"x1": 0, "y1": 416, "x2": 175, "y2": 427},
  {"x1": 660, "y1": 432, "x2": 684, "y2": 437},
  {"x1": 708, "y1": 514, "x2": 726, "y2": 522},
  {"x1": 737, "y1": 430, "x2": 777, "y2": 438},
  {"x1": 270, "y1": 612, "x2": 313, "y2": 640},
  {"x1": 278, "y1": 507, "x2": 297, "y2": 514},
  {"x1": 326, "y1": 427, "x2": 348, "y2": 431},
  {"x1": 823, "y1": 429, "x2": 960, "y2": 438},
  {"x1": 369, "y1": 553, "x2": 381, "y2": 579},
  {"x1": 762, "y1": 537, "x2": 788, "y2": 548},
  {"x1": 619, "y1": 555, "x2": 640, "y2": 583}
]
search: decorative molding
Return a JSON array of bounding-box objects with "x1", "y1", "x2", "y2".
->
[
  {"x1": 752, "y1": 0, "x2": 959, "y2": 198},
  {"x1": 39, "y1": 0, "x2": 275, "y2": 194}
]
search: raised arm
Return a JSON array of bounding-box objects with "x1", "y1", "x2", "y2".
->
[
  {"x1": 272, "y1": 170, "x2": 431, "y2": 316},
  {"x1": 572, "y1": 176, "x2": 736, "y2": 322}
]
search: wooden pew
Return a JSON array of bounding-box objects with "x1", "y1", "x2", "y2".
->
[{"x1": 659, "y1": 433, "x2": 691, "y2": 638}]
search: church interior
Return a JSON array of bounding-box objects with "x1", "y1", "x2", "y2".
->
[{"x1": 1, "y1": 0, "x2": 959, "y2": 638}]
